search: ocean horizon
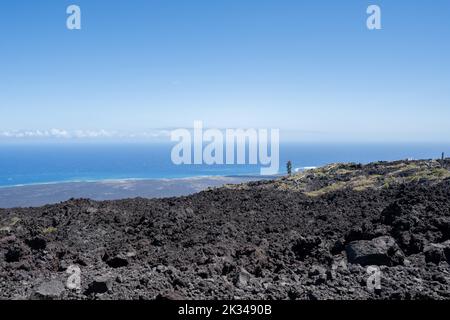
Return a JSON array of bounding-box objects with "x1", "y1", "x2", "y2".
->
[{"x1": 1, "y1": 142, "x2": 449, "y2": 188}]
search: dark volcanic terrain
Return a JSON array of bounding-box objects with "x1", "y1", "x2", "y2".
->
[{"x1": 1, "y1": 159, "x2": 450, "y2": 300}]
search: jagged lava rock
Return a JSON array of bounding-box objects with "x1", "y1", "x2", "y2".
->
[
  {"x1": 345, "y1": 236, "x2": 405, "y2": 266},
  {"x1": 31, "y1": 280, "x2": 65, "y2": 300}
]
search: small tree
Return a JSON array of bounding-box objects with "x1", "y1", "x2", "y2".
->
[{"x1": 287, "y1": 160, "x2": 292, "y2": 176}]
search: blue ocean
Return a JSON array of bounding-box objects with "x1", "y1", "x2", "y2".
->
[{"x1": 0, "y1": 142, "x2": 449, "y2": 187}]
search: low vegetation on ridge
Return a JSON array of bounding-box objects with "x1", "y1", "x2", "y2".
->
[{"x1": 227, "y1": 159, "x2": 450, "y2": 197}]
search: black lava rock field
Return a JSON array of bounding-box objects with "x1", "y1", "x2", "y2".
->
[{"x1": 1, "y1": 159, "x2": 450, "y2": 300}]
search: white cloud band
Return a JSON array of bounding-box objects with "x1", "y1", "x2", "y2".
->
[{"x1": 0, "y1": 129, "x2": 171, "y2": 140}]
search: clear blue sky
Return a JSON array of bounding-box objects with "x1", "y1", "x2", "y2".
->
[{"x1": 0, "y1": 0, "x2": 449, "y2": 142}]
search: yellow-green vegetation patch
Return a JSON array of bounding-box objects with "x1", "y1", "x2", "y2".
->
[
  {"x1": 10, "y1": 217, "x2": 21, "y2": 226},
  {"x1": 386, "y1": 162, "x2": 408, "y2": 169},
  {"x1": 335, "y1": 168, "x2": 355, "y2": 176},
  {"x1": 275, "y1": 182, "x2": 297, "y2": 192},
  {"x1": 382, "y1": 176, "x2": 399, "y2": 189},
  {"x1": 305, "y1": 182, "x2": 347, "y2": 197},
  {"x1": 305, "y1": 174, "x2": 382, "y2": 196},
  {"x1": 351, "y1": 175, "x2": 382, "y2": 192},
  {"x1": 430, "y1": 168, "x2": 450, "y2": 178},
  {"x1": 406, "y1": 167, "x2": 450, "y2": 183},
  {"x1": 42, "y1": 226, "x2": 58, "y2": 234},
  {"x1": 0, "y1": 217, "x2": 21, "y2": 232}
]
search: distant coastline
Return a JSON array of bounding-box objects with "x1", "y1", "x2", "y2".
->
[
  {"x1": 0, "y1": 175, "x2": 272, "y2": 208},
  {"x1": 0, "y1": 173, "x2": 271, "y2": 189},
  {"x1": 1, "y1": 142, "x2": 449, "y2": 188}
]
